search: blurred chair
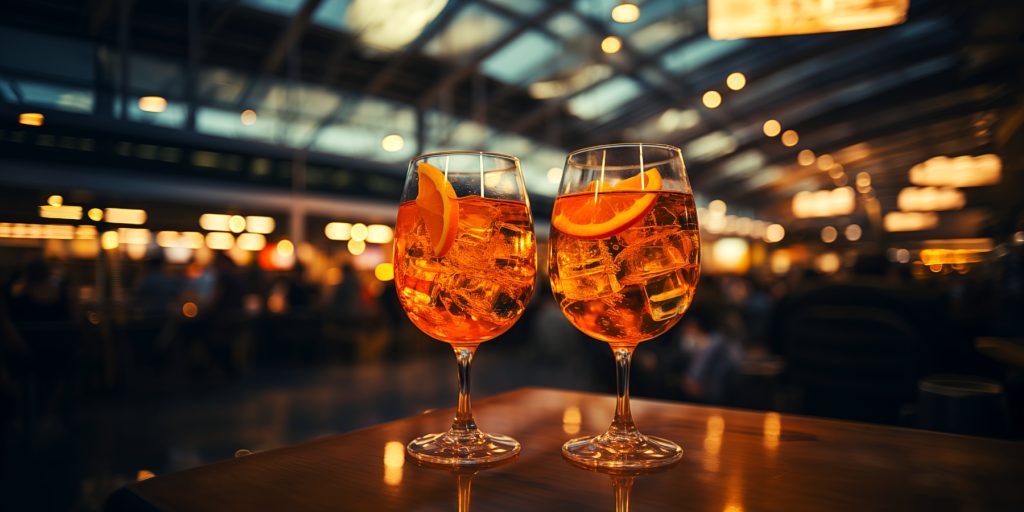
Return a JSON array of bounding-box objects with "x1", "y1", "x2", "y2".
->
[
  {"x1": 774, "y1": 282, "x2": 943, "y2": 424},
  {"x1": 917, "y1": 374, "x2": 1009, "y2": 437}
]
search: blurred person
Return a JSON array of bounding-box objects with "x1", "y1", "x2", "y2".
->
[
  {"x1": 132, "y1": 253, "x2": 182, "y2": 320},
  {"x1": 680, "y1": 300, "x2": 741, "y2": 404}
]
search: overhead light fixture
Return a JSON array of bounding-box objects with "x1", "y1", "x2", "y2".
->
[
  {"x1": 205, "y1": 232, "x2": 235, "y2": 250},
  {"x1": 245, "y1": 216, "x2": 275, "y2": 234},
  {"x1": 381, "y1": 134, "x2": 405, "y2": 152},
  {"x1": 104, "y1": 208, "x2": 147, "y2": 225},
  {"x1": 855, "y1": 172, "x2": 872, "y2": 191},
  {"x1": 601, "y1": 35, "x2": 622, "y2": 54},
  {"x1": 138, "y1": 96, "x2": 168, "y2": 113},
  {"x1": 797, "y1": 149, "x2": 815, "y2": 166},
  {"x1": 909, "y1": 154, "x2": 1001, "y2": 187},
  {"x1": 792, "y1": 187, "x2": 855, "y2": 218},
  {"x1": 845, "y1": 224, "x2": 862, "y2": 241},
  {"x1": 47, "y1": 195, "x2": 63, "y2": 207},
  {"x1": 762, "y1": 119, "x2": 781, "y2": 137},
  {"x1": 884, "y1": 211, "x2": 938, "y2": 232},
  {"x1": 39, "y1": 205, "x2": 82, "y2": 220},
  {"x1": 611, "y1": 2, "x2": 640, "y2": 23},
  {"x1": 325, "y1": 222, "x2": 353, "y2": 241},
  {"x1": 897, "y1": 186, "x2": 965, "y2": 212},
  {"x1": 88, "y1": 208, "x2": 104, "y2": 222},
  {"x1": 19, "y1": 112, "x2": 44, "y2": 126},
  {"x1": 702, "y1": 90, "x2": 722, "y2": 109},
  {"x1": 199, "y1": 213, "x2": 231, "y2": 231},
  {"x1": 708, "y1": 0, "x2": 908, "y2": 40},
  {"x1": 236, "y1": 233, "x2": 267, "y2": 252},
  {"x1": 821, "y1": 226, "x2": 838, "y2": 243},
  {"x1": 765, "y1": 225, "x2": 786, "y2": 246},
  {"x1": 366, "y1": 224, "x2": 394, "y2": 244},
  {"x1": 726, "y1": 72, "x2": 746, "y2": 91},
  {"x1": 347, "y1": 0, "x2": 448, "y2": 53},
  {"x1": 228, "y1": 215, "x2": 246, "y2": 233},
  {"x1": 781, "y1": 130, "x2": 799, "y2": 147},
  {"x1": 240, "y1": 109, "x2": 257, "y2": 126},
  {"x1": 817, "y1": 154, "x2": 835, "y2": 170}
]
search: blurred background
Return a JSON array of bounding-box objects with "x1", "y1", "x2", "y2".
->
[{"x1": 1, "y1": 0, "x2": 1023, "y2": 509}]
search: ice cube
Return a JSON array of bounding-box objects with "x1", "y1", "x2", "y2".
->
[
  {"x1": 642, "y1": 266, "x2": 697, "y2": 321},
  {"x1": 436, "y1": 272, "x2": 504, "y2": 321},
  {"x1": 553, "y1": 237, "x2": 621, "y2": 301}
]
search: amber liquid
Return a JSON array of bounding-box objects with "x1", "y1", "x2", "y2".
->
[
  {"x1": 549, "y1": 191, "x2": 700, "y2": 347},
  {"x1": 394, "y1": 196, "x2": 536, "y2": 346}
]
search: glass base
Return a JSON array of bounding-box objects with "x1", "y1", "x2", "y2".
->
[
  {"x1": 407, "y1": 429, "x2": 520, "y2": 466},
  {"x1": 562, "y1": 431, "x2": 682, "y2": 470}
]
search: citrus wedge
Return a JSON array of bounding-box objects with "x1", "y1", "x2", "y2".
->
[
  {"x1": 552, "y1": 168, "x2": 662, "y2": 239},
  {"x1": 416, "y1": 162, "x2": 459, "y2": 257}
]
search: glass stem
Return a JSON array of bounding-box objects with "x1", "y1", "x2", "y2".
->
[
  {"x1": 456, "y1": 473, "x2": 473, "y2": 512},
  {"x1": 612, "y1": 476, "x2": 634, "y2": 512},
  {"x1": 452, "y1": 346, "x2": 478, "y2": 434},
  {"x1": 609, "y1": 347, "x2": 639, "y2": 438}
]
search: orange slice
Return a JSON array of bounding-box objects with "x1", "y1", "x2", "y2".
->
[
  {"x1": 416, "y1": 162, "x2": 459, "y2": 257},
  {"x1": 552, "y1": 168, "x2": 662, "y2": 239}
]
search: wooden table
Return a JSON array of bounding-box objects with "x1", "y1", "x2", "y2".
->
[{"x1": 108, "y1": 388, "x2": 1024, "y2": 511}]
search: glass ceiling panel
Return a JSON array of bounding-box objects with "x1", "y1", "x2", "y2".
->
[
  {"x1": 0, "y1": 27, "x2": 94, "y2": 84},
  {"x1": 567, "y1": 76, "x2": 645, "y2": 122},
  {"x1": 546, "y1": 12, "x2": 587, "y2": 40},
  {"x1": 130, "y1": 55, "x2": 185, "y2": 97},
  {"x1": 8, "y1": 80, "x2": 94, "y2": 114},
  {"x1": 423, "y1": 3, "x2": 513, "y2": 62},
  {"x1": 660, "y1": 37, "x2": 747, "y2": 75},
  {"x1": 480, "y1": 30, "x2": 564, "y2": 84},
  {"x1": 311, "y1": 0, "x2": 351, "y2": 31},
  {"x1": 240, "y1": 0, "x2": 303, "y2": 16},
  {"x1": 346, "y1": 0, "x2": 449, "y2": 53}
]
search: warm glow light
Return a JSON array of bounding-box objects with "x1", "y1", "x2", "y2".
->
[
  {"x1": 821, "y1": 226, "x2": 838, "y2": 243},
  {"x1": 763, "y1": 412, "x2": 781, "y2": 451},
  {"x1": 237, "y1": 233, "x2": 267, "y2": 251},
  {"x1": 381, "y1": 134, "x2": 405, "y2": 152},
  {"x1": 712, "y1": 237, "x2": 750, "y2": 274},
  {"x1": 897, "y1": 186, "x2": 966, "y2": 212},
  {"x1": 708, "y1": 0, "x2": 909, "y2": 40},
  {"x1": 39, "y1": 205, "x2": 82, "y2": 220},
  {"x1": 909, "y1": 154, "x2": 1001, "y2": 187},
  {"x1": 325, "y1": 222, "x2": 353, "y2": 241},
  {"x1": 19, "y1": 112, "x2": 44, "y2": 126},
  {"x1": 884, "y1": 211, "x2": 938, "y2": 232},
  {"x1": 845, "y1": 224, "x2": 862, "y2": 241},
  {"x1": 240, "y1": 109, "x2": 257, "y2": 125},
  {"x1": 781, "y1": 130, "x2": 798, "y2": 147},
  {"x1": 855, "y1": 172, "x2": 872, "y2": 191},
  {"x1": 792, "y1": 187, "x2": 855, "y2": 218},
  {"x1": 366, "y1": 224, "x2": 394, "y2": 244},
  {"x1": 383, "y1": 441, "x2": 404, "y2": 486},
  {"x1": 47, "y1": 195, "x2": 63, "y2": 207},
  {"x1": 104, "y1": 208, "x2": 146, "y2": 225},
  {"x1": 797, "y1": 149, "x2": 815, "y2": 166},
  {"x1": 350, "y1": 223, "x2": 369, "y2": 242},
  {"x1": 101, "y1": 231, "x2": 119, "y2": 250},
  {"x1": 764, "y1": 223, "x2": 785, "y2": 243},
  {"x1": 348, "y1": 239, "x2": 366, "y2": 255},
  {"x1": 817, "y1": 154, "x2": 835, "y2": 170},
  {"x1": 770, "y1": 250, "x2": 791, "y2": 275},
  {"x1": 611, "y1": 2, "x2": 640, "y2": 23},
  {"x1": 920, "y1": 248, "x2": 988, "y2": 266},
  {"x1": 815, "y1": 252, "x2": 841, "y2": 274},
  {"x1": 245, "y1": 216, "x2": 275, "y2": 234},
  {"x1": 88, "y1": 208, "x2": 104, "y2": 222},
  {"x1": 138, "y1": 96, "x2": 168, "y2": 113},
  {"x1": 726, "y1": 72, "x2": 746, "y2": 91},
  {"x1": 277, "y1": 239, "x2": 295, "y2": 257},
  {"x1": 762, "y1": 119, "x2": 781, "y2": 137},
  {"x1": 601, "y1": 35, "x2": 622, "y2": 54},
  {"x1": 708, "y1": 199, "x2": 727, "y2": 215},
  {"x1": 704, "y1": 415, "x2": 725, "y2": 472},
  {"x1": 136, "y1": 470, "x2": 156, "y2": 482},
  {"x1": 182, "y1": 302, "x2": 198, "y2": 318},
  {"x1": 228, "y1": 215, "x2": 246, "y2": 233},
  {"x1": 199, "y1": 214, "x2": 231, "y2": 231},
  {"x1": 374, "y1": 262, "x2": 394, "y2": 281},
  {"x1": 562, "y1": 406, "x2": 582, "y2": 435},
  {"x1": 205, "y1": 232, "x2": 235, "y2": 250},
  {"x1": 118, "y1": 228, "x2": 150, "y2": 245},
  {"x1": 547, "y1": 167, "x2": 562, "y2": 184},
  {"x1": 702, "y1": 90, "x2": 722, "y2": 109}
]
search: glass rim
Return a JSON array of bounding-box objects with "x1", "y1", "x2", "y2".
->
[
  {"x1": 411, "y1": 150, "x2": 522, "y2": 165},
  {"x1": 566, "y1": 142, "x2": 682, "y2": 159}
]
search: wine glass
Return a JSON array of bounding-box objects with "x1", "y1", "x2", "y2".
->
[
  {"x1": 393, "y1": 151, "x2": 536, "y2": 465},
  {"x1": 549, "y1": 143, "x2": 699, "y2": 469}
]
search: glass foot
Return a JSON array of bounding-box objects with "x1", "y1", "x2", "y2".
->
[
  {"x1": 407, "y1": 429, "x2": 520, "y2": 466},
  {"x1": 562, "y1": 431, "x2": 682, "y2": 470}
]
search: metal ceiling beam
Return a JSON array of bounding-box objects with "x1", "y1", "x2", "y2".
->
[
  {"x1": 415, "y1": 0, "x2": 573, "y2": 109},
  {"x1": 262, "y1": 0, "x2": 324, "y2": 74}
]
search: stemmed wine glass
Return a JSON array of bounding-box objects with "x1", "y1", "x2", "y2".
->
[
  {"x1": 393, "y1": 151, "x2": 536, "y2": 465},
  {"x1": 548, "y1": 143, "x2": 699, "y2": 469}
]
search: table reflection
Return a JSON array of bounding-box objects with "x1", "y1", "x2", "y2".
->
[
  {"x1": 410, "y1": 453, "x2": 517, "y2": 512},
  {"x1": 564, "y1": 455, "x2": 681, "y2": 512}
]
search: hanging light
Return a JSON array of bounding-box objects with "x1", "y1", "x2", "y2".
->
[
  {"x1": 726, "y1": 72, "x2": 746, "y2": 91},
  {"x1": 702, "y1": 90, "x2": 722, "y2": 109},
  {"x1": 601, "y1": 35, "x2": 622, "y2": 54},
  {"x1": 611, "y1": 2, "x2": 640, "y2": 23},
  {"x1": 762, "y1": 119, "x2": 781, "y2": 137},
  {"x1": 708, "y1": 0, "x2": 908, "y2": 40},
  {"x1": 138, "y1": 96, "x2": 168, "y2": 113}
]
